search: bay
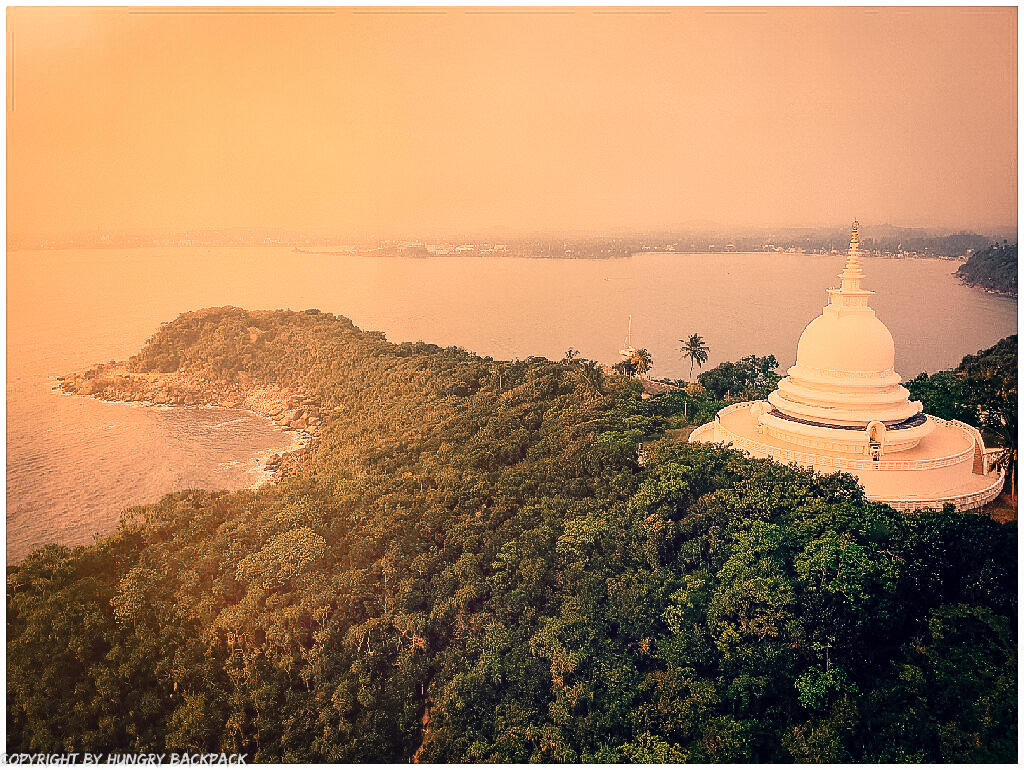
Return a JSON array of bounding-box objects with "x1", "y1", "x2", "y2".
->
[{"x1": 6, "y1": 247, "x2": 1017, "y2": 562}]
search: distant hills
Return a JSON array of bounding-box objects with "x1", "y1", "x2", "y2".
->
[{"x1": 8, "y1": 224, "x2": 1014, "y2": 259}]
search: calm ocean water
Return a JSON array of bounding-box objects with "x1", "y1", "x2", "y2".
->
[{"x1": 7, "y1": 247, "x2": 1017, "y2": 562}]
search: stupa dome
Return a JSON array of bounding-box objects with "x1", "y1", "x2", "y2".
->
[
  {"x1": 764, "y1": 220, "x2": 924, "y2": 432},
  {"x1": 793, "y1": 311, "x2": 895, "y2": 374}
]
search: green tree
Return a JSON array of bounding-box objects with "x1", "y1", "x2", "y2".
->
[
  {"x1": 906, "y1": 370, "x2": 976, "y2": 423},
  {"x1": 679, "y1": 334, "x2": 710, "y2": 379},
  {"x1": 698, "y1": 354, "x2": 780, "y2": 400},
  {"x1": 630, "y1": 348, "x2": 654, "y2": 378},
  {"x1": 909, "y1": 335, "x2": 1017, "y2": 496},
  {"x1": 612, "y1": 358, "x2": 636, "y2": 377},
  {"x1": 958, "y1": 335, "x2": 1017, "y2": 450}
]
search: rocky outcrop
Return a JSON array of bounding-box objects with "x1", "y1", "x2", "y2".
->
[{"x1": 59, "y1": 363, "x2": 323, "y2": 484}]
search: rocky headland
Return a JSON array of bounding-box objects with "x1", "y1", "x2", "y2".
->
[{"x1": 58, "y1": 363, "x2": 323, "y2": 485}]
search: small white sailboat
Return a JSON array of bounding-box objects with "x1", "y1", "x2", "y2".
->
[{"x1": 619, "y1": 316, "x2": 636, "y2": 359}]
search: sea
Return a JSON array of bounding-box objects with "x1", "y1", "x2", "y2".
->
[{"x1": 6, "y1": 247, "x2": 1017, "y2": 562}]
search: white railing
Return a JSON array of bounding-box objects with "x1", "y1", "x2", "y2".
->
[{"x1": 879, "y1": 472, "x2": 1005, "y2": 512}]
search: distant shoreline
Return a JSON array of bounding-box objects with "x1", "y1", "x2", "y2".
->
[
  {"x1": 8, "y1": 242, "x2": 992, "y2": 264},
  {"x1": 955, "y1": 277, "x2": 1018, "y2": 299}
]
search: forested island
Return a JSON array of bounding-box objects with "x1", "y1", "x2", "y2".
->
[
  {"x1": 956, "y1": 242, "x2": 1018, "y2": 296},
  {"x1": 7, "y1": 307, "x2": 1017, "y2": 762}
]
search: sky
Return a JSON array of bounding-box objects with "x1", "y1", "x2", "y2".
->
[{"x1": 6, "y1": 5, "x2": 1018, "y2": 239}]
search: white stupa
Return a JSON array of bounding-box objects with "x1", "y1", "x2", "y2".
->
[{"x1": 690, "y1": 221, "x2": 1004, "y2": 512}]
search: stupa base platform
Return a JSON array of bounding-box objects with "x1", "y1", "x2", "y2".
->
[{"x1": 690, "y1": 401, "x2": 1005, "y2": 512}]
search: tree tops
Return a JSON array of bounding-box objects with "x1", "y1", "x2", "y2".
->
[
  {"x1": 679, "y1": 334, "x2": 710, "y2": 378},
  {"x1": 7, "y1": 309, "x2": 1017, "y2": 762},
  {"x1": 908, "y1": 334, "x2": 1017, "y2": 497},
  {"x1": 697, "y1": 353, "x2": 781, "y2": 400}
]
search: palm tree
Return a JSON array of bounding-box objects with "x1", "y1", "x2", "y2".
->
[
  {"x1": 680, "y1": 333, "x2": 710, "y2": 379},
  {"x1": 630, "y1": 348, "x2": 654, "y2": 378}
]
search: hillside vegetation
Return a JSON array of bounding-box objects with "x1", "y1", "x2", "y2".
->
[
  {"x1": 956, "y1": 242, "x2": 1018, "y2": 295},
  {"x1": 7, "y1": 308, "x2": 1017, "y2": 762}
]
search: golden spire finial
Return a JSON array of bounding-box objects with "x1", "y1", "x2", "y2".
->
[
  {"x1": 846, "y1": 219, "x2": 862, "y2": 269},
  {"x1": 830, "y1": 219, "x2": 871, "y2": 307}
]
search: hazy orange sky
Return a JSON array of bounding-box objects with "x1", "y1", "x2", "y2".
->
[{"x1": 7, "y1": 6, "x2": 1018, "y2": 239}]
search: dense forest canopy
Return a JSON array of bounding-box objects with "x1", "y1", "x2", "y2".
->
[
  {"x1": 955, "y1": 242, "x2": 1018, "y2": 296},
  {"x1": 7, "y1": 308, "x2": 1017, "y2": 762},
  {"x1": 696, "y1": 354, "x2": 781, "y2": 401},
  {"x1": 908, "y1": 335, "x2": 1017, "y2": 446},
  {"x1": 908, "y1": 334, "x2": 1018, "y2": 498}
]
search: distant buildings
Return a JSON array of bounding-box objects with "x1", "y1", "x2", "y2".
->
[{"x1": 7, "y1": 227, "x2": 999, "y2": 259}]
